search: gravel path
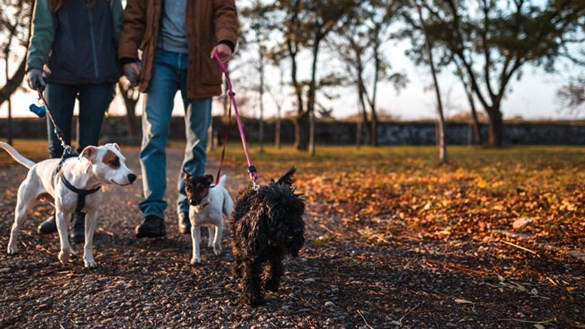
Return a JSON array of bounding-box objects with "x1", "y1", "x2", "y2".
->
[
  {"x1": 0, "y1": 146, "x2": 391, "y2": 328},
  {"x1": 1, "y1": 146, "x2": 583, "y2": 328}
]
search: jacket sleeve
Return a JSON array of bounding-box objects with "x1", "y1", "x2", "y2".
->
[
  {"x1": 111, "y1": 0, "x2": 123, "y2": 47},
  {"x1": 212, "y1": 0, "x2": 238, "y2": 50},
  {"x1": 118, "y1": 0, "x2": 147, "y2": 60},
  {"x1": 26, "y1": 0, "x2": 57, "y2": 72}
]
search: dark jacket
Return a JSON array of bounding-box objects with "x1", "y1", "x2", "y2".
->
[
  {"x1": 118, "y1": 0, "x2": 238, "y2": 99},
  {"x1": 26, "y1": 0, "x2": 123, "y2": 85}
]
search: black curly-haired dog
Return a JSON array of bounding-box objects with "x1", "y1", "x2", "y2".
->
[{"x1": 230, "y1": 167, "x2": 305, "y2": 306}]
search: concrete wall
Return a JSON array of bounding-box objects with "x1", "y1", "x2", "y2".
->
[{"x1": 1, "y1": 116, "x2": 584, "y2": 145}]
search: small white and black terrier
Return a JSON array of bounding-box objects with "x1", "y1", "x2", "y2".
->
[
  {"x1": 184, "y1": 173, "x2": 234, "y2": 264},
  {"x1": 230, "y1": 167, "x2": 305, "y2": 306}
]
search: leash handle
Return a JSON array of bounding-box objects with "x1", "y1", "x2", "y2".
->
[
  {"x1": 38, "y1": 90, "x2": 66, "y2": 149},
  {"x1": 213, "y1": 51, "x2": 258, "y2": 185}
]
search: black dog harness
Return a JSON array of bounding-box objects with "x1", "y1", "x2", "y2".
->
[
  {"x1": 53, "y1": 154, "x2": 101, "y2": 213},
  {"x1": 60, "y1": 171, "x2": 101, "y2": 213}
]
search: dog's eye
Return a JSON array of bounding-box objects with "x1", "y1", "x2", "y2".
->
[
  {"x1": 185, "y1": 186, "x2": 191, "y2": 192},
  {"x1": 110, "y1": 158, "x2": 120, "y2": 166}
]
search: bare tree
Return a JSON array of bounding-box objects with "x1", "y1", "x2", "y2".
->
[
  {"x1": 0, "y1": 0, "x2": 32, "y2": 144},
  {"x1": 266, "y1": 62, "x2": 287, "y2": 150},
  {"x1": 557, "y1": 75, "x2": 584, "y2": 115},
  {"x1": 411, "y1": 0, "x2": 447, "y2": 163},
  {"x1": 331, "y1": 0, "x2": 406, "y2": 146},
  {"x1": 407, "y1": 0, "x2": 585, "y2": 146}
]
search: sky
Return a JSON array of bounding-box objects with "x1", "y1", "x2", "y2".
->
[
  {"x1": 2, "y1": 45, "x2": 582, "y2": 123},
  {"x1": 1, "y1": 18, "x2": 583, "y2": 122}
]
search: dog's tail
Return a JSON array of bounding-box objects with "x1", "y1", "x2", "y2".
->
[
  {"x1": 217, "y1": 174, "x2": 228, "y2": 187},
  {"x1": 0, "y1": 142, "x2": 35, "y2": 169},
  {"x1": 276, "y1": 166, "x2": 296, "y2": 186}
]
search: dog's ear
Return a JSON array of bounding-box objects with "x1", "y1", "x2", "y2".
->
[
  {"x1": 276, "y1": 166, "x2": 296, "y2": 186},
  {"x1": 112, "y1": 143, "x2": 120, "y2": 151},
  {"x1": 80, "y1": 146, "x2": 98, "y2": 163},
  {"x1": 183, "y1": 169, "x2": 191, "y2": 180},
  {"x1": 205, "y1": 174, "x2": 214, "y2": 185}
]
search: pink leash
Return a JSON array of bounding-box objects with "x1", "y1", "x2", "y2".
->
[{"x1": 213, "y1": 51, "x2": 259, "y2": 188}]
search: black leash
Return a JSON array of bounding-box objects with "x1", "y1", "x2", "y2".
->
[{"x1": 36, "y1": 89, "x2": 78, "y2": 160}]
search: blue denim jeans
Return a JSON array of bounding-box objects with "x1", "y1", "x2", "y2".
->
[
  {"x1": 45, "y1": 83, "x2": 115, "y2": 158},
  {"x1": 139, "y1": 49, "x2": 212, "y2": 219}
]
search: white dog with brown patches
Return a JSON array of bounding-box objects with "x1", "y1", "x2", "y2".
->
[{"x1": 0, "y1": 142, "x2": 136, "y2": 268}]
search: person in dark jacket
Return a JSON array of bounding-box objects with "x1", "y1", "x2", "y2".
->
[
  {"x1": 118, "y1": 0, "x2": 238, "y2": 238},
  {"x1": 25, "y1": 0, "x2": 123, "y2": 243}
]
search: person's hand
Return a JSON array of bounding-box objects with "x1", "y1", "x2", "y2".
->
[
  {"x1": 26, "y1": 68, "x2": 46, "y2": 91},
  {"x1": 123, "y1": 62, "x2": 141, "y2": 87},
  {"x1": 210, "y1": 43, "x2": 233, "y2": 64}
]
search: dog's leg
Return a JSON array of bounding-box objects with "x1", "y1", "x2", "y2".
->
[
  {"x1": 190, "y1": 225, "x2": 202, "y2": 264},
  {"x1": 207, "y1": 226, "x2": 215, "y2": 248},
  {"x1": 56, "y1": 210, "x2": 74, "y2": 263},
  {"x1": 231, "y1": 244, "x2": 243, "y2": 280},
  {"x1": 7, "y1": 181, "x2": 38, "y2": 254},
  {"x1": 264, "y1": 253, "x2": 284, "y2": 292},
  {"x1": 242, "y1": 259, "x2": 265, "y2": 306},
  {"x1": 212, "y1": 223, "x2": 223, "y2": 256},
  {"x1": 83, "y1": 212, "x2": 99, "y2": 268}
]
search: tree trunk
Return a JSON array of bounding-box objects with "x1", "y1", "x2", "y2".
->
[
  {"x1": 357, "y1": 82, "x2": 370, "y2": 145},
  {"x1": 412, "y1": 0, "x2": 447, "y2": 162},
  {"x1": 307, "y1": 28, "x2": 321, "y2": 156},
  {"x1": 0, "y1": 58, "x2": 26, "y2": 107},
  {"x1": 487, "y1": 107, "x2": 504, "y2": 146},
  {"x1": 356, "y1": 87, "x2": 368, "y2": 148},
  {"x1": 309, "y1": 110, "x2": 316, "y2": 156},
  {"x1": 369, "y1": 110, "x2": 379, "y2": 146},
  {"x1": 464, "y1": 80, "x2": 482, "y2": 145},
  {"x1": 274, "y1": 109, "x2": 281, "y2": 149},
  {"x1": 257, "y1": 46, "x2": 265, "y2": 154},
  {"x1": 293, "y1": 112, "x2": 308, "y2": 151}
]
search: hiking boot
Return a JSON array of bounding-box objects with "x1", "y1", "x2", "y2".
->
[
  {"x1": 135, "y1": 215, "x2": 166, "y2": 238},
  {"x1": 70, "y1": 212, "x2": 85, "y2": 244},
  {"x1": 37, "y1": 214, "x2": 57, "y2": 234},
  {"x1": 178, "y1": 211, "x2": 191, "y2": 235}
]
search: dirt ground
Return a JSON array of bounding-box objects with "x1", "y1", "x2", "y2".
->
[{"x1": 0, "y1": 146, "x2": 583, "y2": 328}]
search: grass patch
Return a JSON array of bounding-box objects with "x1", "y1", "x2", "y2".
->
[
  {"x1": 208, "y1": 143, "x2": 584, "y2": 251},
  {"x1": 0, "y1": 139, "x2": 49, "y2": 166}
]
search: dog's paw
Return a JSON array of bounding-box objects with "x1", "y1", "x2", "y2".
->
[
  {"x1": 84, "y1": 258, "x2": 97, "y2": 268},
  {"x1": 190, "y1": 257, "x2": 202, "y2": 265},
  {"x1": 213, "y1": 244, "x2": 222, "y2": 256},
  {"x1": 84, "y1": 254, "x2": 97, "y2": 268},
  {"x1": 242, "y1": 294, "x2": 265, "y2": 307},
  {"x1": 7, "y1": 245, "x2": 18, "y2": 254},
  {"x1": 265, "y1": 281, "x2": 280, "y2": 292},
  {"x1": 58, "y1": 250, "x2": 72, "y2": 263}
]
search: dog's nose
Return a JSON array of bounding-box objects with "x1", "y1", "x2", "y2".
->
[{"x1": 128, "y1": 173, "x2": 137, "y2": 184}]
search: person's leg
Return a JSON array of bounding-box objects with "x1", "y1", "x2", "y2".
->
[
  {"x1": 176, "y1": 52, "x2": 212, "y2": 234},
  {"x1": 76, "y1": 83, "x2": 115, "y2": 152},
  {"x1": 44, "y1": 83, "x2": 77, "y2": 158},
  {"x1": 136, "y1": 50, "x2": 181, "y2": 237},
  {"x1": 177, "y1": 97, "x2": 211, "y2": 207},
  {"x1": 38, "y1": 83, "x2": 77, "y2": 234},
  {"x1": 70, "y1": 83, "x2": 115, "y2": 243},
  {"x1": 176, "y1": 97, "x2": 211, "y2": 209}
]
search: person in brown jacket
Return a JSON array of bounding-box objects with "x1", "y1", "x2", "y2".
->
[{"x1": 118, "y1": 0, "x2": 238, "y2": 238}]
